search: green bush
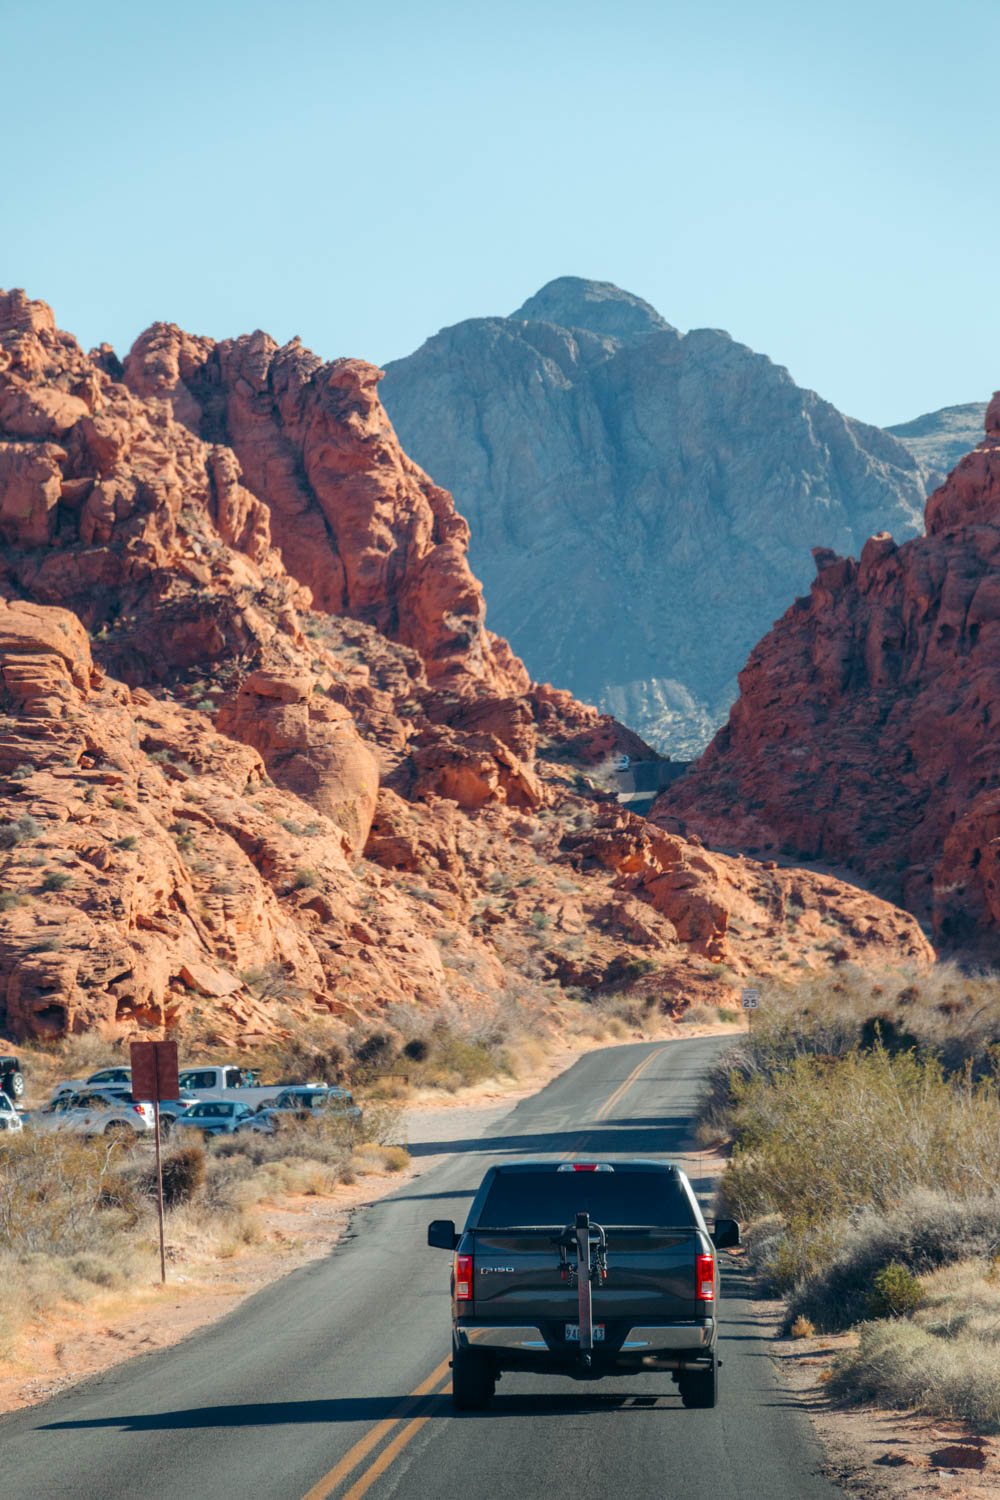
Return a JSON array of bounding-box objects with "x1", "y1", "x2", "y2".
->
[
  {"x1": 868, "y1": 1260, "x2": 926, "y2": 1319},
  {"x1": 40, "y1": 871, "x2": 72, "y2": 892}
]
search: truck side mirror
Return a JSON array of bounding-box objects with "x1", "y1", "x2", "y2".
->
[
  {"x1": 427, "y1": 1219, "x2": 458, "y2": 1249},
  {"x1": 711, "y1": 1218, "x2": 741, "y2": 1250}
]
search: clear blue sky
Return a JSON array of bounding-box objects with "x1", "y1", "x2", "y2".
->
[{"x1": 4, "y1": 0, "x2": 997, "y2": 427}]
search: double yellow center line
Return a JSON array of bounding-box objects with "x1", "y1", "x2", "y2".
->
[
  {"x1": 302, "y1": 1044, "x2": 668, "y2": 1497},
  {"x1": 302, "y1": 1357, "x2": 452, "y2": 1500},
  {"x1": 593, "y1": 1045, "x2": 666, "y2": 1123}
]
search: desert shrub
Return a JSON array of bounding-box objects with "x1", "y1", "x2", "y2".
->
[
  {"x1": 790, "y1": 1315, "x2": 815, "y2": 1338},
  {"x1": 681, "y1": 1003, "x2": 721, "y2": 1027},
  {"x1": 115, "y1": 835, "x2": 138, "y2": 851},
  {"x1": 719, "y1": 1048, "x2": 1000, "y2": 1228},
  {"x1": 0, "y1": 815, "x2": 41, "y2": 847},
  {"x1": 785, "y1": 1191, "x2": 1000, "y2": 1331},
  {"x1": 40, "y1": 870, "x2": 72, "y2": 892},
  {"x1": 239, "y1": 961, "x2": 301, "y2": 1004},
  {"x1": 0, "y1": 890, "x2": 28, "y2": 910},
  {"x1": 0, "y1": 1132, "x2": 140, "y2": 1256},
  {"x1": 402, "y1": 1037, "x2": 430, "y2": 1063},
  {"x1": 868, "y1": 1261, "x2": 926, "y2": 1320},
  {"x1": 352, "y1": 1030, "x2": 398, "y2": 1075},
  {"x1": 828, "y1": 1265, "x2": 1000, "y2": 1433},
  {"x1": 293, "y1": 866, "x2": 319, "y2": 889},
  {"x1": 155, "y1": 1145, "x2": 206, "y2": 1207}
]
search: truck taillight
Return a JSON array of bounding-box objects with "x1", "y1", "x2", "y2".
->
[
  {"x1": 695, "y1": 1252, "x2": 715, "y2": 1301},
  {"x1": 132, "y1": 1104, "x2": 144, "y2": 1116},
  {"x1": 454, "y1": 1253, "x2": 473, "y2": 1302}
]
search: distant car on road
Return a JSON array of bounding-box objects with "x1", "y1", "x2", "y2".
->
[
  {"x1": 612, "y1": 754, "x2": 631, "y2": 772},
  {"x1": 26, "y1": 1089, "x2": 154, "y2": 1142},
  {"x1": 172, "y1": 1100, "x2": 259, "y2": 1137},
  {"x1": 0, "y1": 1089, "x2": 23, "y2": 1134},
  {"x1": 0, "y1": 1055, "x2": 25, "y2": 1102},
  {"x1": 250, "y1": 1086, "x2": 362, "y2": 1134}
]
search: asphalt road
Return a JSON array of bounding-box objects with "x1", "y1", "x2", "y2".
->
[{"x1": 0, "y1": 1037, "x2": 842, "y2": 1500}]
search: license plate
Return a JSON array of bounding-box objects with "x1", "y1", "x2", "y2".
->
[{"x1": 565, "y1": 1324, "x2": 604, "y2": 1341}]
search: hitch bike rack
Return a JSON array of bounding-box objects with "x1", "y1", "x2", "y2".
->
[{"x1": 555, "y1": 1211, "x2": 608, "y2": 1366}]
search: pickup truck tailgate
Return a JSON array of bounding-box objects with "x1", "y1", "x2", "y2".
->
[{"x1": 472, "y1": 1229, "x2": 703, "y2": 1320}]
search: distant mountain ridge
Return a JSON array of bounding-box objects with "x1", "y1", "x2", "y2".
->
[
  {"x1": 888, "y1": 402, "x2": 989, "y2": 476},
  {"x1": 381, "y1": 277, "x2": 937, "y2": 755}
]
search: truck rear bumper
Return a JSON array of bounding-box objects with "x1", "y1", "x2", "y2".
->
[{"x1": 456, "y1": 1320, "x2": 715, "y2": 1360}]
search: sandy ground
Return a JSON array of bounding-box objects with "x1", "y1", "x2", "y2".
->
[{"x1": 0, "y1": 1019, "x2": 738, "y2": 1416}]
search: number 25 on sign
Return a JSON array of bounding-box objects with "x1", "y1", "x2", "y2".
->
[{"x1": 741, "y1": 989, "x2": 760, "y2": 1031}]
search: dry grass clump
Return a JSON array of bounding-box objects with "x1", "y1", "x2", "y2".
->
[
  {"x1": 828, "y1": 1259, "x2": 1000, "y2": 1431},
  {"x1": 782, "y1": 1191, "x2": 1000, "y2": 1331},
  {"x1": 0, "y1": 1102, "x2": 406, "y2": 1352},
  {"x1": 0, "y1": 1131, "x2": 152, "y2": 1352},
  {"x1": 720, "y1": 1046, "x2": 1000, "y2": 1231},
  {"x1": 374, "y1": 1000, "x2": 521, "y2": 1092}
]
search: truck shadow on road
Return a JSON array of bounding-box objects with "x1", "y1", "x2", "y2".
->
[{"x1": 39, "y1": 1390, "x2": 689, "y2": 1433}]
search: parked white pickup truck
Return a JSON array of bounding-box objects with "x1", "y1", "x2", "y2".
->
[{"x1": 177, "y1": 1064, "x2": 289, "y2": 1109}]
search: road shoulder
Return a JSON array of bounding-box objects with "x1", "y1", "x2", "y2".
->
[{"x1": 761, "y1": 1299, "x2": 1000, "y2": 1497}]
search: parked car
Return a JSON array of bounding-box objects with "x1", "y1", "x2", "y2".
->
[
  {"x1": 428, "y1": 1159, "x2": 740, "y2": 1410},
  {"x1": 26, "y1": 1089, "x2": 154, "y2": 1142},
  {"x1": 51, "y1": 1066, "x2": 133, "y2": 1103},
  {"x1": 65, "y1": 1083, "x2": 200, "y2": 1136},
  {"x1": 0, "y1": 1090, "x2": 23, "y2": 1134},
  {"x1": 172, "y1": 1100, "x2": 259, "y2": 1137},
  {"x1": 249, "y1": 1086, "x2": 362, "y2": 1134},
  {"x1": 0, "y1": 1055, "x2": 25, "y2": 1101},
  {"x1": 156, "y1": 1091, "x2": 202, "y2": 1134},
  {"x1": 176, "y1": 1065, "x2": 287, "y2": 1109}
]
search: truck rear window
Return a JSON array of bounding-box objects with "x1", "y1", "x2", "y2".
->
[{"x1": 476, "y1": 1171, "x2": 697, "y2": 1229}]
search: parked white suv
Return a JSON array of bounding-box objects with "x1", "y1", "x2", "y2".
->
[
  {"x1": 0, "y1": 1090, "x2": 23, "y2": 1135},
  {"x1": 28, "y1": 1088, "x2": 153, "y2": 1141}
]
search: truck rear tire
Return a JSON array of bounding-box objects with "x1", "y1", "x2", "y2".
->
[
  {"x1": 451, "y1": 1346, "x2": 495, "y2": 1411},
  {"x1": 679, "y1": 1357, "x2": 718, "y2": 1409}
]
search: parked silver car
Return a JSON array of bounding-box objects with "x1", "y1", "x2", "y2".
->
[
  {"x1": 250, "y1": 1085, "x2": 362, "y2": 1134},
  {"x1": 172, "y1": 1100, "x2": 259, "y2": 1137},
  {"x1": 26, "y1": 1088, "x2": 154, "y2": 1141},
  {"x1": 0, "y1": 1089, "x2": 23, "y2": 1135}
]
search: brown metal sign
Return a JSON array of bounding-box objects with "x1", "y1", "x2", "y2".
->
[{"x1": 130, "y1": 1040, "x2": 180, "y2": 1101}]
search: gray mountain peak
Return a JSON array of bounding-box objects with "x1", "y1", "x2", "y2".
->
[
  {"x1": 382, "y1": 282, "x2": 940, "y2": 756},
  {"x1": 511, "y1": 277, "x2": 674, "y2": 342}
]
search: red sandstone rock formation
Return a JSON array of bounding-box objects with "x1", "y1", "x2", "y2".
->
[
  {"x1": 0, "y1": 289, "x2": 933, "y2": 1046},
  {"x1": 653, "y1": 400, "x2": 1000, "y2": 953}
]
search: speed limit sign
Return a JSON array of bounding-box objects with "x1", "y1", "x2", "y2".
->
[{"x1": 741, "y1": 989, "x2": 760, "y2": 1011}]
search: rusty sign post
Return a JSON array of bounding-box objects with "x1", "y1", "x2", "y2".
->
[{"x1": 129, "y1": 1040, "x2": 179, "y2": 1286}]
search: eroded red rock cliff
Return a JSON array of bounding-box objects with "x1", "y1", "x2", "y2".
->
[
  {"x1": 0, "y1": 289, "x2": 932, "y2": 1045},
  {"x1": 653, "y1": 399, "x2": 1000, "y2": 953}
]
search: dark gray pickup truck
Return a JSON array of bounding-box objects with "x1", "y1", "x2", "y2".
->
[{"x1": 429, "y1": 1159, "x2": 739, "y2": 1410}]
